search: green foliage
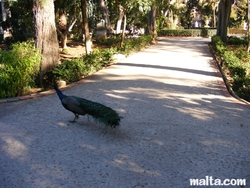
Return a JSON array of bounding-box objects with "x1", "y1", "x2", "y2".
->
[
  {"x1": 227, "y1": 36, "x2": 248, "y2": 46},
  {"x1": 95, "y1": 35, "x2": 153, "y2": 55},
  {"x1": 229, "y1": 0, "x2": 247, "y2": 28},
  {"x1": 0, "y1": 42, "x2": 41, "y2": 98},
  {"x1": 119, "y1": 35, "x2": 153, "y2": 55},
  {"x1": 158, "y1": 29, "x2": 217, "y2": 37},
  {"x1": 234, "y1": 75, "x2": 250, "y2": 101},
  {"x1": 95, "y1": 38, "x2": 121, "y2": 47},
  {"x1": 84, "y1": 47, "x2": 117, "y2": 71},
  {"x1": 52, "y1": 35, "x2": 152, "y2": 85},
  {"x1": 1, "y1": 0, "x2": 34, "y2": 44},
  {"x1": 52, "y1": 58, "x2": 91, "y2": 83},
  {"x1": 53, "y1": 47, "x2": 117, "y2": 83},
  {"x1": 211, "y1": 35, "x2": 250, "y2": 102}
]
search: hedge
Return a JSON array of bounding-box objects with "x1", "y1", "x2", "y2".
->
[
  {"x1": 211, "y1": 35, "x2": 250, "y2": 102},
  {"x1": 158, "y1": 28, "x2": 217, "y2": 37}
]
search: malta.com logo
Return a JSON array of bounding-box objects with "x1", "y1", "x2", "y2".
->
[{"x1": 190, "y1": 176, "x2": 246, "y2": 186}]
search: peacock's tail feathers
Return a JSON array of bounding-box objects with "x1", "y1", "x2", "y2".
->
[{"x1": 73, "y1": 96, "x2": 122, "y2": 128}]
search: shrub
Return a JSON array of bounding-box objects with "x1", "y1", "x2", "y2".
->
[
  {"x1": 234, "y1": 75, "x2": 250, "y2": 101},
  {"x1": 227, "y1": 36, "x2": 248, "y2": 46},
  {"x1": 52, "y1": 58, "x2": 90, "y2": 83},
  {"x1": 158, "y1": 28, "x2": 217, "y2": 37},
  {"x1": 211, "y1": 35, "x2": 250, "y2": 102},
  {"x1": 95, "y1": 38, "x2": 121, "y2": 47},
  {"x1": 0, "y1": 42, "x2": 41, "y2": 98},
  {"x1": 53, "y1": 47, "x2": 117, "y2": 84},
  {"x1": 119, "y1": 35, "x2": 153, "y2": 55},
  {"x1": 211, "y1": 36, "x2": 227, "y2": 56}
]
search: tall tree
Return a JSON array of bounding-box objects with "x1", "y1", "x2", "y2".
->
[
  {"x1": 99, "y1": 0, "x2": 112, "y2": 33},
  {"x1": 248, "y1": 0, "x2": 250, "y2": 52},
  {"x1": 81, "y1": 0, "x2": 92, "y2": 55},
  {"x1": 216, "y1": 0, "x2": 234, "y2": 43},
  {"x1": 57, "y1": 12, "x2": 77, "y2": 49},
  {"x1": 116, "y1": 4, "x2": 125, "y2": 34},
  {"x1": 33, "y1": 0, "x2": 59, "y2": 86},
  {"x1": 54, "y1": 0, "x2": 81, "y2": 49},
  {"x1": 147, "y1": 5, "x2": 157, "y2": 36},
  {"x1": 120, "y1": 7, "x2": 126, "y2": 47}
]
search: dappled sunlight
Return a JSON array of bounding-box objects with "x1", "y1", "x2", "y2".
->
[
  {"x1": 200, "y1": 138, "x2": 250, "y2": 156},
  {"x1": 110, "y1": 154, "x2": 161, "y2": 177},
  {"x1": 105, "y1": 93, "x2": 129, "y2": 100},
  {"x1": 2, "y1": 136, "x2": 28, "y2": 160},
  {"x1": 79, "y1": 143, "x2": 98, "y2": 150},
  {"x1": 201, "y1": 139, "x2": 239, "y2": 148},
  {"x1": 152, "y1": 140, "x2": 164, "y2": 146},
  {"x1": 177, "y1": 107, "x2": 215, "y2": 121},
  {"x1": 57, "y1": 121, "x2": 68, "y2": 127}
]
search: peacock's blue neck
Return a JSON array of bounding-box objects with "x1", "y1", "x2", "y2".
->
[{"x1": 55, "y1": 88, "x2": 67, "y2": 100}]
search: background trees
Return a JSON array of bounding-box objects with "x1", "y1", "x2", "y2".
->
[{"x1": 1, "y1": 0, "x2": 247, "y2": 45}]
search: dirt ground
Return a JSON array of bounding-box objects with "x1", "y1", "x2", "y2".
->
[
  {"x1": 59, "y1": 40, "x2": 86, "y2": 60},
  {"x1": 59, "y1": 39, "x2": 109, "y2": 60}
]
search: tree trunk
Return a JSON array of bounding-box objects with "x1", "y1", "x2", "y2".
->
[
  {"x1": 99, "y1": 0, "x2": 112, "y2": 33},
  {"x1": 61, "y1": 34, "x2": 68, "y2": 49},
  {"x1": 147, "y1": 6, "x2": 157, "y2": 36},
  {"x1": 58, "y1": 14, "x2": 77, "y2": 49},
  {"x1": 58, "y1": 13, "x2": 68, "y2": 49},
  {"x1": 216, "y1": 0, "x2": 233, "y2": 43},
  {"x1": 247, "y1": 0, "x2": 250, "y2": 52},
  {"x1": 120, "y1": 12, "x2": 126, "y2": 47},
  {"x1": 81, "y1": 0, "x2": 92, "y2": 55},
  {"x1": 116, "y1": 5, "x2": 124, "y2": 34},
  {"x1": 33, "y1": 0, "x2": 59, "y2": 87}
]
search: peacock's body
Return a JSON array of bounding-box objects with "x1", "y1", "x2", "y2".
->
[{"x1": 55, "y1": 86, "x2": 121, "y2": 128}]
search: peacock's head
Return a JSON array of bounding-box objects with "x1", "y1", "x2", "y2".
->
[{"x1": 54, "y1": 84, "x2": 67, "y2": 100}]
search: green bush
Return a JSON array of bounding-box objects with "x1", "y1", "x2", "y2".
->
[
  {"x1": 158, "y1": 28, "x2": 217, "y2": 37},
  {"x1": 53, "y1": 47, "x2": 117, "y2": 84},
  {"x1": 52, "y1": 58, "x2": 91, "y2": 83},
  {"x1": 95, "y1": 38, "x2": 121, "y2": 47},
  {"x1": 211, "y1": 35, "x2": 250, "y2": 102},
  {"x1": 223, "y1": 51, "x2": 241, "y2": 67},
  {"x1": 0, "y1": 42, "x2": 41, "y2": 98},
  {"x1": 211, "y1": 36, "x2": 227, "y2": 56},
  {"x1": 234, "y1": 75, "x2": 250, "y2": 101},
  {"x1": 119, "y1": 35, "x2": 153, "y2": 55},
  {"x1": 227, "y1": 36, "x2": 248, "y2": 46}
]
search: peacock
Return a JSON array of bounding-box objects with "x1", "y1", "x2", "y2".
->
[{"x1": 54, "y1": 85, "x2": 122, "y2": 128}]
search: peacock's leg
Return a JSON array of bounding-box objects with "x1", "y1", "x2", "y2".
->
[{"x1": 70, "y1": 114, "x2": 79, "y2": 123}]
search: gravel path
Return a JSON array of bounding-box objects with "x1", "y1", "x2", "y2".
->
[{"x1": 0, "y1": 37, "x2": 249, "y2": 188}]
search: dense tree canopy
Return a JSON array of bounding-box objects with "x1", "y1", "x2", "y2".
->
[{"x1": 0, "y1": 0, "x2": 247, "y2": 42}]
